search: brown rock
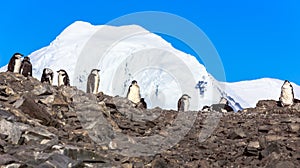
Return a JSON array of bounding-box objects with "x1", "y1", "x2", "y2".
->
[{"x1": 228, "y1": 129, "x2": 247, "y2": 139}]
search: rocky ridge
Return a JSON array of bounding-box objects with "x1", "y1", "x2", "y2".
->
[{"x1": 0, "y1": 72, "x2": 299, "y2": 167}]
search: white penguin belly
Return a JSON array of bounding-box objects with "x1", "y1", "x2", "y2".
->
[
  {"x1": 128, "y1": 86, "x2": 140, "y2": 104},
  {"x1": 93, "y1": 75, "x2": 99, "y2": 94},
  {"x1": 183, "y1": 99, "x2": 189, "y2": 111},
  {"x1": 281, "y1": 88, "x2": 294, "y2": 105},
  {"x1": 58, "y1": 75, "x2": 64, "y2": 86},
  {"x1": 14, "y1": 59, "x2": 22, "y2": 73}
]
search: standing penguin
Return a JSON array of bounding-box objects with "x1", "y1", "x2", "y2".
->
[
  {"x1": 126, "y1": 80, "x2": 141, "y2": 104},
  {"x1": 20, "y1": 56, "x2": 32, "y2": 77},
  {"x1": 136, "y1": 98, "x2": 147, "y2": 109},
  {"x1": 41, "y1": 68, "x2": 54, "y2": 85},
  {"x1": 7, "y1": 53, "x2": 23, "y2": 73},
  {"x1": 279, "y1": 80, "x2": 294, "y2": 107},
  {"x1": 87, "y1": 69, "x2": 100, "y2": 94},
  {"x1": 177, "y1": 94, "x2": 191, "y2": 112},
  {"x1": 57, "y1": 69, "x2": 70, "y2": 86}
]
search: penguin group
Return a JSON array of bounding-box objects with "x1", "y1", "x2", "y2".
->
[
  {"x1": 7, "y1": 53, "x2": 32, "y2": 77},
  {"x1": 5, "y1": 53, "x2": 298, "y2": 112},
  {"x1": 7, "y1": 53, "x2": 71, "y2": 86}
]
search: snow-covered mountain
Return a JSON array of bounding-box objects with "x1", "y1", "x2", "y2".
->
[{"x1": 1, "y1": 21, "x2": 299, "y2": 111}]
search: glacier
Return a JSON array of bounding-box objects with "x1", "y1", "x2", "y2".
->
[{"x1": 1, "y1": 21, "x2": 299, "y2": 111}]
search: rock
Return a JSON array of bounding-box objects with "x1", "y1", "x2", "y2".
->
[
  {"x1": 0, "y1": 119, "x2": 22, "y2": 144},
  {"x1": 261, "y1": 143, "x2": 280, "y2": 158},
  {"x1": 268, "y1": 161, "x2": 296, "y2": 168},
  {"x1": 37, "y1": 153, "x2": 83, "y2": 168},
  {"x1": 288, "y1": 123, "x2": 299, "y2": 133},
  {"x1": 0, "y1": 95, "x2": 8, "y2": 101},
  {"x1": 14, "y1": 94, "x2": 56, "y2": 126},
  {"x1": 244, "y1": 141, "x2": 261, "y2": 156},
  {"x1": 0, "y1": 110, "x2": 16, "y2": 121},
  {"x1": 1, "y1": 72, "x2": 300, "y2": 167},
  {"x1": 1, "y1": 163, "x2": 22, "y2": 168},
  {"x1": 39, "y1": 95, "x2": 55, "y2": 105},
  {"x1": 265, "y1": 135, "x2": 287, "y2": 142},
  {"x1": 228, "y1": 129, "x2": 247, "y2": 139},
  {"x1": 0, "y1": 154, "x2": 19, "y2": 165},
  {"x1": 256, "y1": 100, "x2": 280, "y2": 109},
  {"x1": 121, "y1": 163, "x2": 133, "y2": 168},
  {"x1": 151, "y1": 158, "x2": 168, "y2": 168},
  {"x1": 258, "y1": 126, "x2": 270, "y2": 133},
  {"x1": 32, "y1": 84, "x2": 54, "y2": 96}
]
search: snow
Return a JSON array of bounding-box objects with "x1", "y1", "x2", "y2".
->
[{"x1": 1, "y1": 21, "x2": 299, "y2": 111}]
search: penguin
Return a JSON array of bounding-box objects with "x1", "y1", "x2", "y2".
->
[
  {"x1": 87, "y1": 69, "x2": 100, "y2": 94},
  {"x1": 177, "y1": 94, "x2": 191, "y2": 112},
  {"x1": 126, "y1": 80, "x2": 141, "y2": 104},
  {"x1": 20, "y1": 56, "x2": 32, "y2": 77},
  {"x1": 136, "y1": 98, "x2": 147, "y2": 109},
  {"x1": 279, "y1": 80, "x2": 294, "y2": 107},
  {"x1": 57, "y1": 69, "x2": 70, "y2": 86},
  {"x1": 41, "y1": 68, "x2": 54, "y2": 85},
  {"x1": 219, "y1": 97, "x2": 228, "y2": 105},
  {"x1": 7, "y1": 53, "x2": 23, "y2": 73}
]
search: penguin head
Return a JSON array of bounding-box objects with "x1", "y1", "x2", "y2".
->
[
  {"x1": 23, "y1": 56, "x2": 30, "y2": 61},
  {"x1": 91, "y1": 69, "x2": 100, "y2": 74},
  {"x1": 14, "y1": 53, "x2": 23, "y2": 58},
  {"x1": 182, "y1": 94, "x2": 191, "y2": 100},
  {"x1": 282, "y1": 80, "x2": 292, "y2": 89},
  {"x1": 131, "y1": 80, "x2": 138, "y2": 85},
  {"x1": 44, "y1": 68, "x2": 53, "y2": 74},
  {"x1": 57, "y1": 69, "x2": 67, "y2": 76}
]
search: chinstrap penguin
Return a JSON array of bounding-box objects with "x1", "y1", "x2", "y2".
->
[
  {"x1": 87, "y1": 69, "x2": 100, "y2": 94},
  {"x1": 57, "y1": 69, "x2": 70, "y2": 86},
  {"x1": 279, "y1": 80, "x2": 294, "y2": 107},
  {"x1": 20, "y1": 56, "x2": 32, "y2": 77},
  {"x1": 7, "y1": 53, "x2": 23, "y2": 73},
  {"x1": 136, "y1": 98, "x2": 147, "y2": 109},
  {"x1": 41, "y1": 68, "x2": 54, "y2": 85},
  {"x1": 127, "y1": 80, "x2": 141, "y2": 104},
  {"x1": 177, "y1": 94, "x2": 191, "y2": 112},
  {"x1": 219, "y1": 97, "x2": 228, "y2": 105}
]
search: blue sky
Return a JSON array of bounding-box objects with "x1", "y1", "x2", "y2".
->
[{"x1": 0, "y1": 0, "x2": 299, "y2": 84}]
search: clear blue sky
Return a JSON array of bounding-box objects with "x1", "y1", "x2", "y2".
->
[{"x1": 0, "y1": 0, "x2": 299, "y2": 83}]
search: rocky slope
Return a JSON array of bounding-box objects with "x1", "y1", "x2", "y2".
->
[{"x1": 0, "y1": 72, "x2": 299, "y2": 167}]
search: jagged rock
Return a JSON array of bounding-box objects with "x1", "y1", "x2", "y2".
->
[
  {"x1": 37, "y1": 153, "x2": 83, "y2": 168},
  {"x1": 32, "y1": 84, "x2": 54, "y2": 96},
  {"x1": 0, "y1": 72, "x2": 300, "y2": 167},
  {"x1": 0, "y1": 119, "x2": 22, "y2": 144},
  {"x1": 256, "y1": 100, "x2": 280, "y2": 109},
  {"x1": 265, "y1": 135, "x2": 287, "y2": 142},
  {"x1": 288, "y1": 123, "x2": 299, "y2": 133},
  {"x1": 39, "y1": 95, "x2": 55, "y2": 106},
  {"x1": 1, "y1": 163, "x2": 22, "y2": 168},
  {"x1": 228, "y1": 128, "x2": 247, "y2": 139},
  {"x1": 13, "y1": 93, "x2": 56, "y2": 126},
  {"x1": 151, "y1": 157, "x2": 168, "y2": 168},
  {"x1": 267, "y1": 161, "x2": 296, "y2": 168},
  {"x1": 0, "y1": 154, "x2": 19, "y2": 165},
  {"x1": 0, "y1": 95, "x2": 8, "y2": 101},
  {"x1": 261, "y1": 143, "x2": 280, "y2": 158},
  {"x1": 244, "y1": 141, "x2": 261, "y2": 156}
]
